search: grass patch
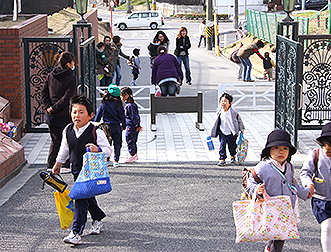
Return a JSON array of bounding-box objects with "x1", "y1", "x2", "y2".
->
[{"x1": 116, "y1": 0, "x2": 152, "y2": 10}]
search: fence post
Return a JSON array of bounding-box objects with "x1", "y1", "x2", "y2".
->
[
  {"x1": 266, "y1": 13, "x2": 271, "y2": 43},
  {"x1": 150, "y1": 93, "x2": 156, "y2": 131},
  {"x1": 196, "y1": 92, "x2": 204, "y2": 130}
]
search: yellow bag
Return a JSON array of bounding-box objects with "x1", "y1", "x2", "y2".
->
[{"x1": 54, "y1": 189, "x2": 75, "y2": 230}]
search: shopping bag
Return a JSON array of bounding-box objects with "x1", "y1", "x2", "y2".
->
[
  {"x1": 155, "y1": 85, "x2": 161, "y2": 97},
  {"x1": 54, "y1": 189, "x2": 74, "y2": 230},
  {"x1": 233, "y1": 192, "x2": 299, "y2": 243},
  {"x1": 69, "y1": 151, "x2": 112, "y2": 200},
  {"x1": 236, "y1": 132, "x2": 248, "y2": 165}
]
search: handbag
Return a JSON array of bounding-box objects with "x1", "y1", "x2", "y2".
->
[
  {"x1": 236, "y1": 132, "x2": 248, "y2": 165},
  {"x1": 54, "y1": 189, "x2": 74, "y2": 230},
  {"x1": 233, "y1": 191, "x2": 299, "y2": 243},
  {"x1": 69, "y1": 150, "x2": 112, "y2": 200}
]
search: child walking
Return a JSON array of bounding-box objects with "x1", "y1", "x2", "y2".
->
[
  {"x1": 129, "y1": 48, "x2": 141, "y2": 86},
  {"x1": 94, "y1": 84, "x2": 126, "y2": 167},
  {"x1": 120, "y1": 87, "x2": 142, "y2": 163},
  {"x1": 210, "y1": 93, "x2": 245, "y2": 166},
  {"x1": 300, "y1": 122, "x2": 331, "y2": 252},
  {"x1": 52, "y1": 94, "x2": 112, "y2": 245},
  {"x1": 263, "y1": 51, "x2": 275, "y2": 81},
  {"x1": 246, "y1": 129, "x2": 310, "y2": 252}
]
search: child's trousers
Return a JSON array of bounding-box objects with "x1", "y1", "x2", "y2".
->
[
  {"x1": 126, "y1": 126, "x2": 139, "y2": 156},
  {"x1": 218, "y1": 132, "x2": 237, "y2": 160},
  {"x1": 267, "y1": 240, "x2": 285, "y2": 252},
  {"x1": 109, "y1": 124, "x2": 122, "y2": 162}
]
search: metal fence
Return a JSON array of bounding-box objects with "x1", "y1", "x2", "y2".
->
[{"x1": 246, "y1": 5, "x2": 331, "y2": 44}]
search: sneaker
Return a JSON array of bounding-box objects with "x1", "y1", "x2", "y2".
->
[
  {"x1": 124, "y1": 154, "x2": 138, "y2": 163},
  {"x1": 187, "y1": 82, "x2": 192, "y2": 85},
  {"x1": 46, "y1": 168, "x2": 52, "y2": 172},
  {"x1": 63, "y1": 230, "x2": 82, "y2": 245},
  {"x1": 217, "y1": 160, "x2": 226, "y2": 166},
  {"x1": 264, "y1": 245, "x2": 270, "y2": 252},
  {"x1": 60, "y1": 167, "x2": 71, "y2": 174},
  {"x1": 231, "y1": 156, "x2": 236, "y2": 164},
  {"x1": 113, "y1": 161, "x2": 120, "y2": 167},
  {"x1": 90, "y1": 220, "x2": 103, "y2": 235}
]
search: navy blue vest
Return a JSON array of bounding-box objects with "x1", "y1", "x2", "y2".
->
[
  {"x1": 66, "y1": 123, "x2": 96, "y2": 179},
  {"x1": 263, "y1": 58, "x2": 273, "y2": 69}
]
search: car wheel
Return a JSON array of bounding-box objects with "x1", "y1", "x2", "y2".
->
[
  {"x1": 119, "y1": 23, "x2": 126, "y2": 30},
  {"x1": 150, "y1": 23, "x2": 158, "y2": 30}
]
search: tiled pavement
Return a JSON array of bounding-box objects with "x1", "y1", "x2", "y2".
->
[{"x1": 20, "y1": 111, "x2": 321, "y2": 165}]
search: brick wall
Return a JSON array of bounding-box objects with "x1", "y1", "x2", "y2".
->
[{"x1": 0, "y1": 14, "x2": 48, "y2": 125}]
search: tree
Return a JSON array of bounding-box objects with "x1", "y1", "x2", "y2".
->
[
  {"x1": 127, "y1": 0, "x2": 131, "y2": 13},
  {"x1": 146, "y1": 0, "x2": 151, "y2": 10}
]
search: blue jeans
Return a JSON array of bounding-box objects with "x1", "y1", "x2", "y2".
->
[
  {"x1": 100, "y1": 75, "x2": 112, "y2": 87},
  {"x1": 110, "y1": 64, "x2": 122, "y2": 86},
  {"x1": 177, "y1": 55, "x2": 191, "y2": 83},
  {"x1": 239, "y1": 57, "x2": 252, "y2": 81},
  {"x1": 159, "y1": 81, "x2": 177, "y2": 96},
  {"x1": 218, "y1": 132, "x2": 237, "y2": 160}
]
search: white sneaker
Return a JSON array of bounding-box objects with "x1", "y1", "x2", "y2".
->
[
  {"x1": 264, "y1": 245, "x2": 270, "y2": 252},
  {"x1": 60, "y1": 167, "x2": 71, "y2": 174},
  {"x1": 90, "y1": 220, "x2": 102, "y2": 235},
  {"x1": 113, "y1": 161, "x2": 120, "y2": 167},
  {"x1": 63, "y1": 230, "x2": 82, "y2": 245}
]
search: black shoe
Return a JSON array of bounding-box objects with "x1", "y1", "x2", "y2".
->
[{"x1": 187, "y1": 82, "x2": 192, "y2": 85}]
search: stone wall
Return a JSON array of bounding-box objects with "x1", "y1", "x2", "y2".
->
[
  {"x1": 157, "y1": 2, "x2": 204, "y2": 17},
  {"x1": 0, "y1": 14, "x2": 48, "y2": 127}
]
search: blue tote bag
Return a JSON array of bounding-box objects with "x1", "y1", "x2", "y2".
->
[{"x1": 69, "y1": 151, "x2": 112, "y2": 200}]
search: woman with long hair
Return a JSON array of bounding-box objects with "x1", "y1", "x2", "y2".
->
[
  {"x1": 153, "y1": 31, "x2": 170, "y2": 51},
  {"x1": 174, "y1": 27, "x2": 192, "y2": 85}
]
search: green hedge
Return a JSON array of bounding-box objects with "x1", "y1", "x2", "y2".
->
[{"x1": 172, "y1": 13, "x2": 229, "y2": 20}]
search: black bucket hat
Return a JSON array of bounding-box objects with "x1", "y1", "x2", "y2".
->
[
  {"x1": 316, "y1": 122, "x2": 331, "y2": 144},
  {"x1": 262, "y1": 129, "x2": 296, "y2": 156}
]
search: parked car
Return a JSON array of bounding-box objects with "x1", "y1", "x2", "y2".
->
[
  {"x1": 295, "y1": 0, "x2": 328, "y2": 10},
  {"x1": 114, "y1": 11, "x2": 164, "y2": 30}
]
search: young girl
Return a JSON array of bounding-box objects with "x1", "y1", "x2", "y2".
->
[
  {"x1": 246, "y1": 129, "x2": 310, "y2": 252},
  {"x1": 95, "y1": 84, "x2": 126, "y2": 167},
  {"x1": 210, "y1": 93, "x2": 245, "y2": 166},
  {"x1": 129, "y1": 48, "x2": 141, "y2": 86},
  {"x1": 300, "y1": 122, "x2": 331, "y2": 252},
  {"x1": 120, "y1": 87, "x2": 142, "y2": 163}
]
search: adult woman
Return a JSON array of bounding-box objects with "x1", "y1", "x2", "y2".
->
[
  {"x1": 152, "y1": 46, "x2": 183, "y2": 96},
  {"x1": 237, "y1": 39, "x2": 265, "y2": 82},
  {"x1": 153, "y1": 31, "x2": 170, "y2": 51},
  {"x1": 41, "y1": 52, "x2": 77, "y2": 173},
  {"x1": 174, "y1": 27, "x2": 192, "y2": 85},
  {"x1": 100, "y1": 36, "x2": 115, "y2": 86}
]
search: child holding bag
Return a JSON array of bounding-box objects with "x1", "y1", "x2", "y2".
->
[
  {"x1": 300, "y1": 122, "x2": 331, "y2": 252},
  {"x1": 120, "y1": 87, "x2": 142, "y2": 163},
  {"x1": 246, "y1": 129, "x2": 310, "y2": 252}
]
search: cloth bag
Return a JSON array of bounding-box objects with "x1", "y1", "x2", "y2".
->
[
  {"x1": 236, "y1": 132, "x2": 248, "y2": 165},
  {"x1": 155, "y1": 85, "x2": 161, "y2": 97},
  {"x1": 54, "y1": 189, "x2": 75, "y2": 230},
  {"x1": 233, "y1": 192, "x2": 299, "y2": 243},
  {"x1": 69, "y1": 151, "x2": 112, "y2": 200}
]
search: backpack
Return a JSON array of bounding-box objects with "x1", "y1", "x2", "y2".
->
[{"x1": 230, "y1": 48, "x2": 241, "y2": 64}]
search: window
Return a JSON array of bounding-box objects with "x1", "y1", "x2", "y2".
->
[
  {"x1": 129, "y1": 13, "x2": 139, "y2": 19},
  {"x1": 151, "y1": 12, "x2": 159, "y2": 17},
  {"x1": 141, "y1": 13, "x2": 150, "y2": 18}
]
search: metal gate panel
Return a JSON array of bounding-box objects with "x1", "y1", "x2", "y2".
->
[
  {"x1": 23, "y1": 37, "x2": 73, "y2": 133},
  {"x1": 275, "y1": 35, "x2": 302, "y2": 148},
  {"x1": 298, "y1": 34, "x2": 331, "y2": 130}
]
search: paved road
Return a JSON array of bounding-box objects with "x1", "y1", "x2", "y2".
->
[{"x1": 0, "y1": 163, "x2": 322, "y2": 251}]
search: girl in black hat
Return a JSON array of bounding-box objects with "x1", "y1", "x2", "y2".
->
[
  {"x1": 300, "y1": 122, "x2": 331, "y2": 252},
  {"x1": 246, "y1": 129, "x2": 310, "y2": 252}
]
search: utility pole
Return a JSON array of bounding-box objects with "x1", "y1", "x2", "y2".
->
[
  {"x1": 127, "y1": 0, "x2": 131, "y2": 13},
  {"x1": 234, "y1": 0, "x2": 238, "y2": 29},
  {"x1": 206, "y1": 0, "x2": 213, "y2": 21}
]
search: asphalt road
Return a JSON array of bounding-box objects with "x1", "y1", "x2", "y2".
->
[{"x1": 0, "y1": 163, "x2": 322, "y2": 251}]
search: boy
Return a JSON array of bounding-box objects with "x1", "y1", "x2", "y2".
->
[
  {"x1": 52, "y1": 94, "x2": 112, "y2": 245},
  {"x1": 210, "y1": 93, "x2": 245, "y2": 166},
  {"x1": 263, "y1": 51, "x2": 275, "y2": 81},
  {"x1": 96, "y1": 42, "x2": 110, "y2": 73}
]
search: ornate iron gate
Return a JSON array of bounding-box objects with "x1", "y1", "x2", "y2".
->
[
  {"x1": 275, "y1": 35, "x2": 302, "y2": 147},
  {"x1": 23, "y1": 37, "x2": 73, "y2": 133},
  {"x1": 298, "y1": 34, "x2": 331, "y2": 130}
]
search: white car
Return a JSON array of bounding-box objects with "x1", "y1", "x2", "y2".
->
[{"x1": 114, "y1": 11, "x2": 164, "y2": 30}]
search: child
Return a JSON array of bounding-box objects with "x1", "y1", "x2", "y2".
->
[
  {"x1": 52, "y1": 94, "x2": 112, "y2": 245},
  {"x1": 96, "y1": 42, "x2": 110, "y2": 73},
  {"x1": 120, "y1": 87, "x2": 142, "y2": 163},
  {"x1": 128, "y1": 48, "x2": 141, "y2": 86},
  {"x1": 210, "y1": 93, "x2": 245, "y2": 166},
  {"x1": 197, "y1": 19, "x2": 206, "y2": 48},
  {"x1": 271, "y1": 47, "x2": 276, "y2": 79},
  {"x1": 95, "y1": 84, "x2": 126, "y2": 167},
  {"x1": 300, "y1": 122, "x2": 331, "y2": 252},
  {"x1": 246, "y1": 129, "x2": 310, "y2": 252},
  {"x1": 147, "y1": 38, "x2": 160, "y2": 67},
  {"x1": 263, "y1": 51, "x2": 275, "y2": 81}
]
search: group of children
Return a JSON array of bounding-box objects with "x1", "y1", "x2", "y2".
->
[{"x1": 213, "y1": 92, "x2": 331, "y2": 252}]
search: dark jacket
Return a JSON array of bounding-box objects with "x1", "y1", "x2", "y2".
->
[
  {"x1": 147, "y1": 42, "x2": 159, "y2": 57},
  {"x1": 112, "y1": 42, "x2": 130, "y2": 68},
  {"x1": 124, "y1": 102, "x2": 140, "y2": 128},
  {"x1": 237, "y1": 43, "x2": 264, "y2": 59},
  {"x1": 96, "y1": 47, "x2": 112, "y2": 76},
  {"x1": 95, "y1": 97, "x2": 126, "y2": 127},
  {"x1": 151, "y1": 53, "x2": 183, "y2": 85},
  {"x1": 263, "y1": 57, "x2": 273, "y2": 69},
  {"x1": 174, "y1": 36, "x2": 191, "y2": 57},
  {"x1": 41, "y1": 66, "x2": 76, "y2": 125},
  {"x1": 103, "y1": 43, "x2": 115, "y2": 77}
]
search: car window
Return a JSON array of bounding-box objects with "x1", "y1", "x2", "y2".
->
[
  {"x1": 141, "y1": 13, "x2": 150, "y2": 18},
  {"x1": 151, "y1": 12, "x2": 159, "y2": 17},
  {"x1": 128, "y1": 13, "x2": 139, "y2": 19}
]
